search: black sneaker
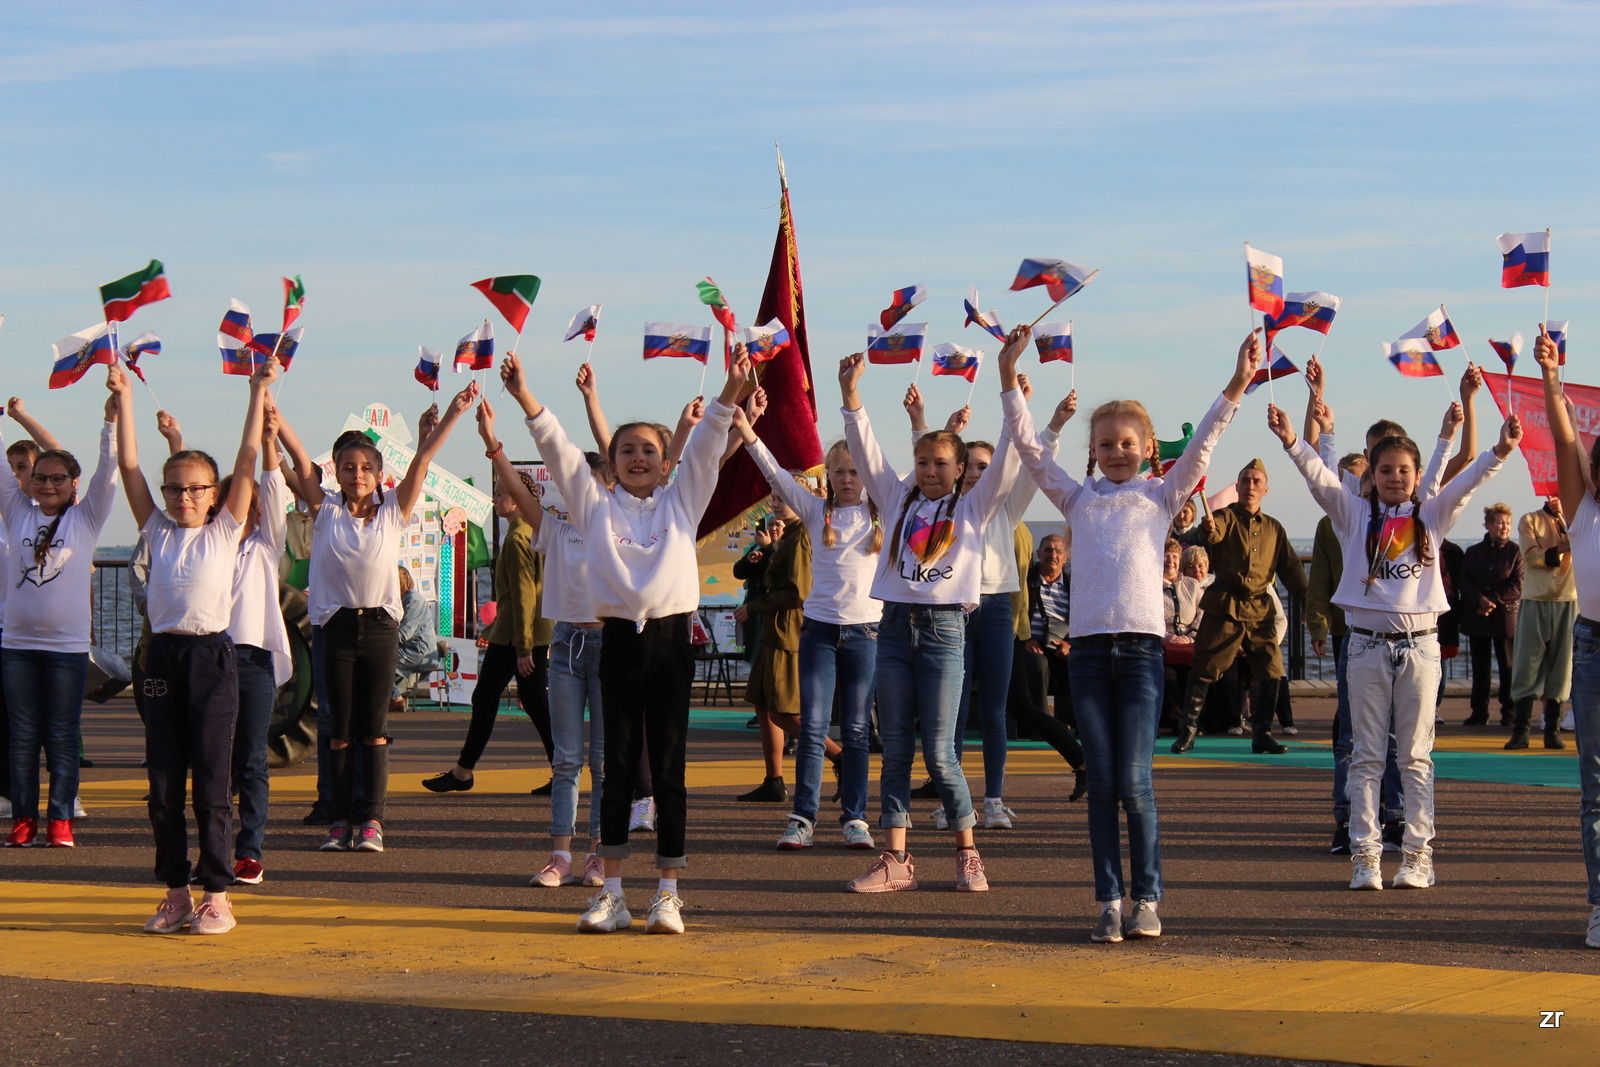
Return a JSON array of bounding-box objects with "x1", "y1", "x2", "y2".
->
[
  {"x1": 1329, "y1": 821, "x2": 1350, "y2": 854},
  {"x1": 737, "y1": 776, "x2": 788, "y2": 802},
  {"x1": 1381, "y1": 820, "x2": 1404, "y2": 853},
  {"x1": 529, "y1": 779, "x2": 553, "y2": 797},
  {"x1": 302, "y1": 804, "x2": 334, "y2": 825},
  {"x1": 423, "y1": 772, "x2": 473, "y2": 794},
  {"x1": 910, "y1": 779, "x2": 940, "y2": 799},
  {"x1": 1069, "y1": 769, "x2": 1088, "y2": 802}
]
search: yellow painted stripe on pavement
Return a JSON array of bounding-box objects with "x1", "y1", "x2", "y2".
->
[{"x1": 0, "y1": 880, "x2": 1594, "y2": 1066}]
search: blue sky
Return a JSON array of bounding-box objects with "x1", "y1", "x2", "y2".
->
[{"x1": 2, "y1": 1, "x2": 1597, "y2": 543}]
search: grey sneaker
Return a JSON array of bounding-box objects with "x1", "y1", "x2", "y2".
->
[
  {"x1": 932, "y1": 805, "x2": 949, "y2": 831},
  {"x1": 840, "y1": 820, "x2": 875, "y2": 850},
  {"x1": 577, "y1": 890, "x2": 632, "y2": 933},
  {"x1": 1349, "y1": 849, "x2": 1383, "y2": 891},
  {"x1": 1587, "y1": 906, "x2": 1600, "y2": 949},
  {"x1": 1123, "y1": 900, "x2": 1161, "y2": 939},
  {"x1": 645, "y1": 889, "x2": 685, "y2": 934},
  {"x1": 1392, "y1": 848, "x2": 1435, "y2": 889},
  {"x1": 1090, "y1": 904, "x2": 1125, "y2": 943},
  {"x1": 776, "y1": 818, "x2": 814, "y2": 851},
  {"x1": 982, "y1": 799, "x2": 1016, "y2": 830}
]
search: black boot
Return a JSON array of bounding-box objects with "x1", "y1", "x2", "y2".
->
[
  {"x1": 1544, "y1": 699, "x2": 1567, "y2": 749},
  {"x1": 738, "y1": 776, "x2": 788, "y2": 802},
  {"x1": 1250, "y1": 679, "x2": 1288, "y2": 754},
  {"x1": 1170, "y1": 679, "x2": 1210, "y2": 754},
  {"x1": 1504, "y1": 696, "x2": 1534, "y2": 749}
]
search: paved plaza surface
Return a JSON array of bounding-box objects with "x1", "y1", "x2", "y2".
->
[{"x1": 1, "y1": 692, "x2": 1596, "y2": 1065}]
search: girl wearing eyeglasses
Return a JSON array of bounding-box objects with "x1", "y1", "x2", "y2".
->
[{"x1": 0, "y1": 386, "x2": 120, "y2": 849}]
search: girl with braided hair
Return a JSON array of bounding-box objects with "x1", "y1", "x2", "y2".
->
[
  {"x1": 836, "y1": 329, "x2": 1025, "y2": 896},
  {"x1": 1270, "y1": 397, "x2": 1519, "y2": 894}
]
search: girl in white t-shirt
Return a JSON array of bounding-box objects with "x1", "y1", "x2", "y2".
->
[
  {"x1": 109, "y1": 360, "x2": 272, "y2": 935},
  {"x1": 293, "y1": 380, "x2": 479, "y2": 854}
]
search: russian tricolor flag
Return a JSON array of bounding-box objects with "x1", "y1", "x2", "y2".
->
[
  {"x1": 866, "y1": 323, "x2": 927, "y2": 365},
  {"x1": 454, "y1": 322, "x2": 495, "y2": 371},
  {"x1": 565, "y1": 305, "x2": 602, "y2": 342},
  {"x1": 1402, "y1": 307, "x2": 1460, "y2": 351},
  {"x1": 248, "y1": 327, "x2": 304, "y2": 370},
  {"x1": 219, "y1": 298, "x2": 253, "y2": 345},
  {"x1": 1244, "y1": 349, "x2": 1298, "y2": 395},
  {"x1": 1245, "y1": 245, "x2": 1285, "y2": 317},
  {"x1": 1544, "y1": 320, "x2": 1568, "y2": 365},
  {"x1": 1034, "y1": 322, "x2": 1073, "y2": 364},
  {"x1": 121, "y1": 330, "x2": 160, "y2": 384},
  {"x1": 743, "y1": 319, "x2": 792, "y2": 364},
  {"x1": 880, "y1": 285, "x2": 926, "y2": 330},
  {"x1": 1010, "y1": 258, "x2": 1098, "y2": 304},
  {"x1": 1385, "y1": 339, "x2": 1443, "y2": 378},
  {"x1": 1265, "y1": 291, "x2": 1341, "y2": 342},
  {"x1": 49, "y1": 324, "x2": 116, "y2": 390},
  {"x1": 963, "y1": 286, "x2": 1006, "y2": 342},
  {"x1": 1488, "y1": 332, "x2": 1524, "y2": 373},
  {"x1": 643, "y1": 322, "x2": 712, "y2": 363},
  {"x1": 929, "y1": 343, "x2": 982, "y2": 382},
  {"x1": 1498, "y1": 230, "x2": 1551, "y2": 288},
  {"x1": 415, "y1": 346, "x2": 442, "y2": 391}
]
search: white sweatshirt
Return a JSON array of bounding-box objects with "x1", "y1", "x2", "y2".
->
[
  {"x1": 1287, "y1": 437, "x2": 1503, "y2": 631},
  {"x1": 0, "y1": 421, "x2": 119, "y2": 653},
  {"x1": 524, "y1": 399, "x2": 735, "y2": 622},
  {"x1": 534, "y1": 514, "x2": 598, "y2": 626},
  {"x1": 1317, "y1": 431, "x2": 1449, "y2": 501},
  {"x1": 844, "y1": 404, "x2": 1021, "y2": 608},
  {"x1": 1004, "y1": 388, "x2": 1237, "y2": 639},
  {"x1": 746, "y1": 437, "x2": 881, "y2": 626}
]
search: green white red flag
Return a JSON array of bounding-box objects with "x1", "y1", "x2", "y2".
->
[
  {"x1": 282, "y1": 274, "x2": 306, "y2": 330},
  {"x1": 471, "y1": 275, "x2": 541, "y2": 333},
  {"x1": 100, "y1": 260, "x2": 171, "y2": 323}
]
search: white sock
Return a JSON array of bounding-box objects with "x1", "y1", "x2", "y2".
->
[
  {"x1": 602, "y1": 876, "x2": 623, "y2": 897},
  {"x1": 1101, "y1": 898, "x2": 1123, "y2": 914},
  {"x1": 552, "y1": 850, "x2": 572, "y2": 862},
  {"x1": 658, "y1": 877, "x2": 678, "y2": 896}
]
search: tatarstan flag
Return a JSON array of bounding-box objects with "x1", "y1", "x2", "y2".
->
[
  {"x1": 471, "y1": 275, "x2": 541, "y2": 332},
  {"x1": 100, "y1": 260, "x2": 171, "y2": 322},
  {"x1": 282, "y1": 274, "x2": 306, "y2": 330}
]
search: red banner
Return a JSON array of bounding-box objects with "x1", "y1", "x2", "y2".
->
[{"x1": 1481, "y1": 371, "x2": 1600, "y2": 495}]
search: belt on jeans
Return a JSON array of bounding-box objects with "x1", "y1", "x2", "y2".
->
[{"x1": 1350, "y1": 626, "x2": 1437, "y2": 640}]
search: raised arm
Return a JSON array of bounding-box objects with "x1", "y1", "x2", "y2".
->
[
  {"x1": 1156, "y1": 332, "x2": 1257, "y2": 513},
  {"x1": 222, "y1": 359, "x2": 274, "y2": 523},
  {"x1": 838, "y1": 352, "x2": 913, "y2": 510},
  {"x1": 478, "y1": 398, "x2": 543, "y2": 533},
  {"x1": 156, "y1": 410, "x2": 185, "y2": 455},
  {"x1": 1267, "y1": 403, "x2": 1366, "y2": 530},
  {"x1": 396, "y1": 380, "x2": 480, "y2": 519},
  {"x1": 1301, "y1": 356, "x2": 1326, "y2": 453},
  {"x1": 270, "y1": 404, "x2": 316, "y2": 499},
  {"x1": 1537, "y1": 330, "x2": 1587, "y2": 523},
  {"x1": 1441, "y1": 363, "x2": 1482, "y2": 485},
  {"x1": 739, "y1": 402, "x2": 823, "y2": 529},
  {"x1": 108, "y1": 364, "x2": 157, "y2": 527},
  {"x1": 667, "y1": 347, "x2": 748, "y2": 518},
  {"x1": 416, "y1": 402, "x2": 440, "y2": 450},
  {"x1": 670, "y1": 396, "x2": 705, "y2": 474},
  {"x1": 575, "y1": 362, "x2": 612, "y2": 455},
  {"x1": 5, "y1": 397, "x2": 63, "y2": 453},
  {"x1": 1418, "y1": 401, "x2": 1463, "y2": 501},
  {"x1": 1420, "y1": 414, "x2": 1521, "y2": 536}
]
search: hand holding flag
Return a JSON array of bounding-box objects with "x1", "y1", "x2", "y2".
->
[
  {"x1": 1244, "y1": 348, "x2": 1299, "y2": 395},
  {"x1": 1542, "y1": 320, "x2": 1568, "y2": 365}
]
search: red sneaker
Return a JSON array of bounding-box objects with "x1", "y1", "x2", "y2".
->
[
  {"x1": 45, "y1": 819, "x2": 75, "y2": 847},
  {"x1": 4, "y1": 817, "x2": 38, "y2": 847},
  {"x1": 232, "y1": 857, "x2": 265, "y2": 885}
]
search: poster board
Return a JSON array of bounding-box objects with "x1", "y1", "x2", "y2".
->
[{"x1": 428, "y1": 637, "x2": 481, "y2": 707}]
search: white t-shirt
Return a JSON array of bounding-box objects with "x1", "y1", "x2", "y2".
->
[
  {"x1": 0, "y1": 421, "x2": 119, "y2": 653},
  {"x1": 143, "y1": 507, "x2": 244, "y2": 635},
  {"x1": 228, "y1": 468, "x2": 293, "y2": 685},
  {"x1": 534, "y1": 514, "x2": 598, "y2": 625},
  {"x1": 1567, "y1": 493, "x2": 1600, "y2": 621},
  {"x1": 307, "y1": 488, "x2": 407, "y2": 625}
]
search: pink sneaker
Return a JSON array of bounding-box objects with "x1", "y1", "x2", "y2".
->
[
  {"x1": 580, "y1": 853, "x2": 604, "y2": 888},
  {"x1": 143, "y1": 887, "x2": 194, "y2": 934},
  {"x1": 846, "y1": 851, "x2": 917, "y2": 893},
  {"x1": 191, "y1": 894, "x2": 237, "y2": 935},
  {"x1": 955, "y1": 848, "x2": 989, "y2": 892},
  {"x1": 531, "y1": 852, "x2": 575, "y2": 888}
]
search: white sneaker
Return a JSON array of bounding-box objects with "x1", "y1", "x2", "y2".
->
[
  {"x1": 1587, "y1": 906, "x2": 1600, "y2": 949},
  {"x1": 840, "y1": 819, "x2": 875, "y2": 850},
  {"x1": 1392, "y1": 848, "x2": 1435, "y2": 889},
  {"x1": 1225, "y1": 726, "x2": 1244, "y2": 736},
  {"x1": 1349, "y1": 850, "x2": 1383, "y2": 891},
  {"x1": 0, "y1": 797, "x2": 10, "y2": 817},
  {"x1": 628, "y1": 797, "x2": 656, "y2": 832},
  {"x1": 1282, "y1": 726, "x2": 1298, "y2": 736},
  {"x1": 577, "y1": 890, "x2": 632, "y2": 933},
  {"x1": 645, "y1": 889, "x2": 684, "y2": 934},
  {"x1": 932, "y1": 805, "x2": 949, "y2": 831},
  {"x1": 72, "y1": 797, "x2": 87, "y2": 819},
  {"x1": 776, "y1": 818, "x2": 814, "y2": 851},
  {"x1": 982, "y1": 798, "x2": 1016, "y2": 830}
]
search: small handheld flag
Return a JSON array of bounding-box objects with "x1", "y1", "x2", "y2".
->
[
  {"x1": 471, "y1": 275, "x2": 541, "y2": 332},
  {"x1": 880, "y1": 285, "x2": 926, "y2": 330},
  {"x1": 1244, "y1": 245, "x2": 1285, "y2": 317},
  {"x1": 100, "y1": 260, "x2": 171, "y2": 323},
  {"x1": 249, "y1": 327, "x2": 304, "y2": 370},
  {"x1": 454, "y1": 322, "x2": 496, "y2": 371},
  {"x1": 1497, "y1": 231, "x2": 1551, "y2": 288},
  {"x1": 415, "y1": 347, "x2": 442, "y2": 391},
  {"x1": 1385, "y1": 338, "x2": 1443, "y2": 378},
  {"x1": 1543, "y1": 320, "x2": 1568, "y2": 365},
  {"x1": 281, "y1": 274, "x2": 306, "y2": 330},
  {"x1": 219, "y1": 298, "x2": 253, "y2": 345},
  {"x1": 1010, "y1": 258, "x2": 1098, "y2": 304},
  {"x1": 121, "y1": 331, "x2": 160, "y2": 383},
  {"x1": 49, "y1": 325, "x2": 116, "y2": 389},
  {"x1": 1034, "y1": 322, "x2": 1073, "y2": 364},
  {"x1": 963, "y1": 287, "x2": 1006, "y2": 342},
  {"x1": 1264, "y1": 291, "x2": 1341, "y2": 346},
  {"x1": 866, "y1": 323, "x2": 927, "y2": 365},
  {"x1": 743, "y1": 319, "x2": 792, "y2": 364},
  {"x1": 1488, "y1": 332, "x2": 1524, "y2": 373},
  {"x1": 643, "y1": 323, "x2": 713, "y2": 363},
  {"x1": 1244, "y1": 349, "x2": 1298, "y2": 395},
  {"x1": 929, "y1": 343, "x2": 982, "y2": 382},
  {"x1": 565, "y1": 305, "x2": 602, "y2": 342},
  {"x1": 1402, "y1": 306, "x2": 1461, "y2": 351}
]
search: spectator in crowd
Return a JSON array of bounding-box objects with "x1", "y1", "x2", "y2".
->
[
  {"x1": 1459, "y1": 503, "x2": 1523, "y2": 727},
  {"x1": 1508, "y1": 498, "x2": 1575, "y2": 749}
]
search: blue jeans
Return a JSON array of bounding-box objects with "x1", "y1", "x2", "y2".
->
[
  {"x1": 1069, "y1": 632, "x2": 1164, "y2": 903},
  {"x1": 4, "y1": 648, "x2": 88, "y2": 821},
  {"x1": 876, "y1": 602, "x2": 973, "y2": 832},
  {"x1": 954, "y1": 592, "x2": 1015, "y2": 799},
  {"x1": 793, "y1": 619, "x2": 878, "y2": 826},
  {"x1": 1570, "y1": 618, "x2": 1600, "y2": 905},
  {"x1": 548, "y1": 623, "x2": 605, "y2": 840},
  {"x1": 1330, "y1": 633, "x2": 1403, "y2": 825},
  {"x1": 232, "y1": 644, "x2": 276, "y2": 861}
]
